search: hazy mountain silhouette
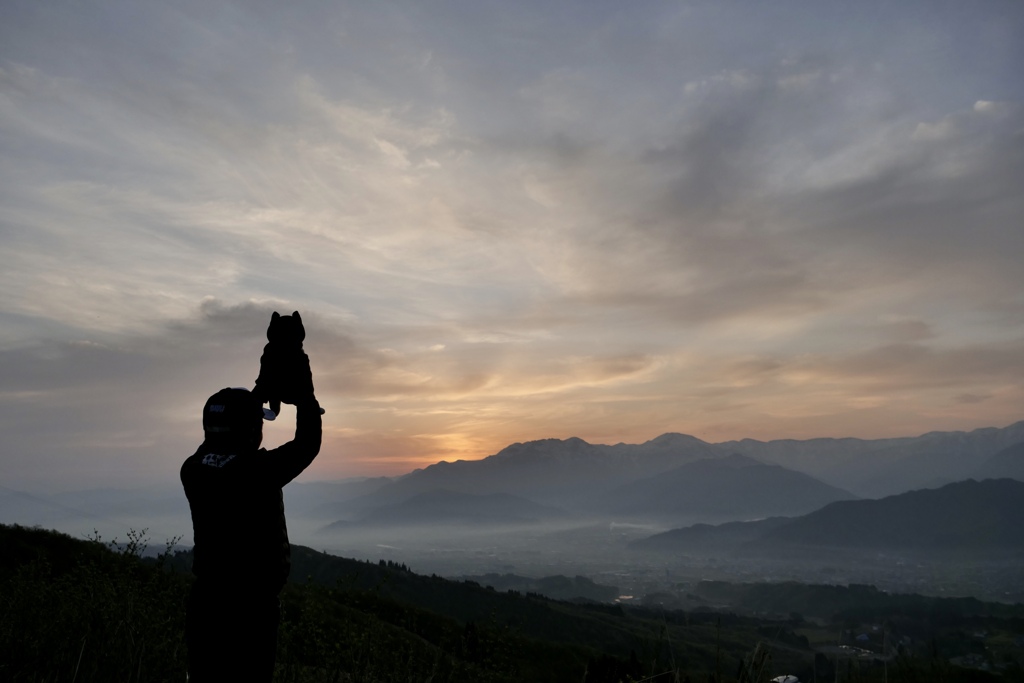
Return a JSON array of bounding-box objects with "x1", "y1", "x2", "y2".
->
[
  {"x1": 0, "y1": 485, "x2": 188, "y2": 540},
  {"x1": 321, "y1": 424, "x2": 1024, "y2": 525},
  {"x1": 633, "y1": 479, "x2": 1024, "y2": 556},
  {"x1": 718, "y1": 421, "x2": 1024, "y2": 497},
  {"x1": 354, "y1": 434, "x2": 724, "y2": 509},
  {"x1": 759, "y1": 478, "x2": 1024, "y2": 550},
  {"x1": 591, "y1": 453, "x2": 855, "y2": 522},
  {"x1": 6, "y1": 421, "x2": 1023, "y2": 543},
  {"x1": 972, "y1": 442, "x2": 1024, "y2": 482},
  {"x1": 284, "y1": 477, "x2": 394, "y2": 519}
]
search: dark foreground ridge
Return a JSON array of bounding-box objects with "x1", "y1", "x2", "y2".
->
[{"x1": 3, "y1": 523, "x2": 1023, "y2": 682}]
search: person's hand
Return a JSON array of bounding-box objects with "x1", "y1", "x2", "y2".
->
[{"x1": 280, "y1": 350, "x2": 315, "y2": 406}]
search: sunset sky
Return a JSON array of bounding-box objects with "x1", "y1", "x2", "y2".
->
[{"x1": 2, "y1": 1, "x2": 1022, "y2": 492}]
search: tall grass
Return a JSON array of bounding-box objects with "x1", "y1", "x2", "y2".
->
[{"x1": 0, "y1": 527, "x2": 188, "y2": 682}]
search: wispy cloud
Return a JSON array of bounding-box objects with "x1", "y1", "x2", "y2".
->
[{"x1": 1, "y1": 0, "x2": 1022, "y2": 490}]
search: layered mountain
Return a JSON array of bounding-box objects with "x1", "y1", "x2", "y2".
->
[
  {"x1": 381, "y1": 421, "x2": 1024, "y2": 507},
  {"x1": 591, "y1": 453, "x2": 855, "y2": 522},
  {"x1": 326, "y1": 424, "x2": 1024, "y2": 526},
  {"x1": 633, "y1": 479, "x2": 1024, "y2": 556},
  {"x1": 972, "y1": 442, "x2": 1024, "y2": 482},
  {"x1": 284, "y1": 477, "x2": 394, "y2": 519},
  {"x1": 7, "y1": 422, "x2": 1021, "y2": 546},
  {"x1": 353, "y1": 434, "x2": 724, "y2": 509},
  {"x1": 717, "y1": 421, "x2": 1024, "y2": 497},
  {"x1": 759, "y1": 478, "x2": 1024, "y2": 550}
]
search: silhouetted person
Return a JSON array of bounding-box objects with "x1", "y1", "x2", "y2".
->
[{"x1": 181, "y1": 318, "x2": 322, "y2": 682}]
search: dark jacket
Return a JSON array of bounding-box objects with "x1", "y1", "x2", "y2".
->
[{"x1": 181, "y1": 399, "x2": 322, "y2": 595}]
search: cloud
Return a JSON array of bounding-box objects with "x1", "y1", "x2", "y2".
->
[
  {"x1": 1, "y1": 1, "x2": 1022, "y2": 490},
  {"x1": 803, "y1": 341, "x2": 1024, "y2": 392},
  {"x1": 5, "y1": 2, "x2": 1019, "y2": 343},
  {"x1": 0, "y1": 300, "x2": 315, "y2": 488},
  {"x1": 508, "y1": 78, "x2": 1024, "y2": 349}
]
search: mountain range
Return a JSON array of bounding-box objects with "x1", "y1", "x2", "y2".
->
[
  {"x1": 718, "y1": 421, "x2": 1024, "y2": 497},
  {"x1": 314, "y1": 421, "x2": 1024, "y2": 530},
  {"x1": 356, "y1": 434, "x2": 725, "y2": 509},
  {"x1": 632, "y1": 478, "x2": 1024, "y2": 557},
  {"x1": 5, "y1": 420, "x2": 1022, "y2": 544},
  {"x1": 586, "y1": 453, "x2": 854, "y2": 519},
  {"x1": 973, "y1": 441, "x2": 1024, "y2": 481}
]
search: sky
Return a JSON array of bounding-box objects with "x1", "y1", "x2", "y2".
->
[{"x1": 1, "y1": 0, "x2": 1022, "y2": 492}]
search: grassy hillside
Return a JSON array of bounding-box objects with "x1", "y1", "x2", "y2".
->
[{"x1": 3, "y1": 523, "x2": 1023, "y2": 682}]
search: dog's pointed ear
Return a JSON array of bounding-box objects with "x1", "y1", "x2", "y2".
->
[
  {"x1": 293, "y1": 311, "x2": 302, "y2": 322},
  {"x1": 272, "y1": 311, "x2": 281, "y2": 321}
]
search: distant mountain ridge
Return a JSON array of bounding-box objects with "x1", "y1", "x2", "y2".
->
[
  {"x1": 633, "y1": 478, "x2": 1024, "y2": 557},
  {"x1": 6, "y1": 421, "x2": 1021, "y2": 544},
  {"x1": 973, "y1": 442, "x2": 1024, "y2": 482},
  {"x1": 591, "y1": 453, "x2": 855, "y2": 520},
  {"x1": 323, "y1": 421, "x2": 1023, "y2": 528},
  {"x1": 718, "y1": 421, "x2": 1024, "y2": 497},
  {"x1": 354, "y1": 433, "x2": 724, "y2": 510},
  {"x1": 759, "y1": 478, "x2": 1024, "y2": 550}
]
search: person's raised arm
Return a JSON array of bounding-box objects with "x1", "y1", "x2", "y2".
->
[{"x1": 265, "y1": 394, "x2": 322, "y2": 487}]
